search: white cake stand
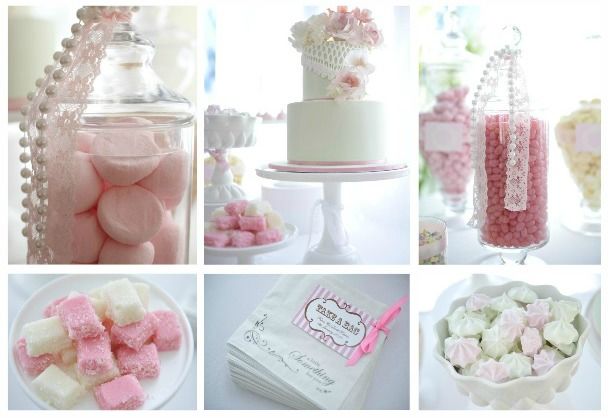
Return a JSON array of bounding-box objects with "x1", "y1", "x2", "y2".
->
[
  {"x1": 256, "y1": 164, "x2": 408, "y2": 264},
  {"x1": 204, "y1": 223, "x2": 298, "y2": 264}
]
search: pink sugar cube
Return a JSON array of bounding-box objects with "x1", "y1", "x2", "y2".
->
[
  {"x1": 238, "y1": 216, "x2": 267, "y2": 232},
  {"x1": 152, "y1": 310, "x2": 182, "y2": 351},
  {"x1": 116, "y1": 343, "x2": 160, "y2": 379},
  {"x1": 43, "y1": 297, "x2": 67, "y2": 318},
  {"x1": 57, "y1": 294, "x2": 105, "y2": 340},
  {"x1": 111, "y1": 312, "x2": 159, "y2": 351},
  {"x1": 255, "y1": 229, "x2": 283, "y2": 245},
  {"x1": 14, "y1": 338, "x2": 55, "y2": 376},
  {"x1": 224, "y1": 199, "x2": 248, "y2": 216},
  {"x1": 76, "y1": 331, "x2": 114, "y2": 376},
  {"x1": 204, "y1": 231, "x2": 230, "y2": 247},
  {"x1": 94, "y1": 374, "x2": 145, "y2": 410},
  {"x1": 230, "y1": 230, "x2": 255, "y2": 247},
  {"x1": 214, "y1": 215, "x2": 239, "y2": 230}
]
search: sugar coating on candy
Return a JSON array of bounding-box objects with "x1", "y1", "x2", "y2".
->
[
  {"x1": 60, "y1": 347, "x2": 77, "y2": 365},
  {"x1": 224, "y1": 199, "x2": 248, "y2": 216},
  {"x1": 255, "y1": 228, "x2": 283, "y2": 245},
  {"x1": 72, "y1": 210, "x2": 107, "y2": 263},
  {"x1": 74, "y1": 151, "x2": 104, "y2": 214},
  {"x1": 91, "y1": 130, "x2": 161, "y2": 186},
  {"x1": 204, "y1": 231, "x2": 231, "y2": 247},
  {"x1": 97, "y1": 185, "x2": 165, "y2": 245},
  {"x1": 98, "y1": 239, "x2": 155, "y2": 264},
  {"x1": 111, "y1": 312, "x2": 159, "y2": 351},
  {"x1": 138, "y1": 150, "x2": 189, "y2": 203},
  {"x1": 480, "y1": 115, "x2": 548, "y2": 248},
  {"x1": 244, "y1": 199, "x2": 272, "y2": 216},
  {"x1": 230, "y1": 230, "x2": 256, "y2": 247},
  {"x1": 57, "y1": 294, "x2": 105, "y2": 340},
  {"x1": 265, "y1": 211, "x2": 285, "y2": 232},
  {"x1": 32, "y1": 364, "x2": 85, "y2": 409},
  {"x1": 43, "y1": 297, "x2": 68, "y2": 318},
  {"x1": 239, "y1": 215, "x2": 267, "y2": 232},
  {"x1": 103, "y1": 278, "x2": 146, "y2": 326},
  {"x1": 94, "y1": 374, "x2": 145, "y2": 410},
  {"x1": 215, "y1": 215, "x2": 239, "y2": 230},
  {"x1": 116, "y1": 343, "x2": 160, "y2": 379},
  {"x1": 150, "y1": 211, "x2": 183, "y2": 264},
  {"x1": 14, "y1": 337, "x2": 55, "y2": 376},
  {"x1": 419, "y1": 86, "x2": 472, "y2": 195},
  {"x1": 133, "y1": 282, "x2": 150, "y2": 310},
  {"x1": 76, "y1": 358, "x2": 120, "y2": 389},
  {"x1": 23, "y1": 316, "x2": 72, "y2": 356},
  {"x1": 76, "y1": 331, "x2": 114, "y2": 376},
  {"x1": 152, "y1": 310, "x2": 182, "y2": 351}
]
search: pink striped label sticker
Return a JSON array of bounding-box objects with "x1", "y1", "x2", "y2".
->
[{"x1": 292, "y1": 285, "x2": 373, "y2": 359}]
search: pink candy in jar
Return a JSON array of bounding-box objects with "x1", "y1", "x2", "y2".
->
[
  {"x1": 419, "y1": 86, "x2": 472, "y2": 208},
  {"x1": 479, "y1": 114, "x2": 548, "y2": 248}
]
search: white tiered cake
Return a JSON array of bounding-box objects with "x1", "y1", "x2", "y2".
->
[{"x1": 287, "y1": 7, "x2": 386, "y2": 165}]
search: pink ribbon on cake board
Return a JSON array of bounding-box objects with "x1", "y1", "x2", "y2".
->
[{"x1": 346, "y1": 295, "x2": 408, "y2": 366}]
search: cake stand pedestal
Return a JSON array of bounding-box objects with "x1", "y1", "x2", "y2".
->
[{"x1": 256, "y1": 165, "x2": 408, "y2": 264}]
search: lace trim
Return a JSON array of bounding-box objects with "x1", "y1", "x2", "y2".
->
[
  {"x1": 301, "y1": 42, "x2": 364, "y2": 80},
  {"x1": 23, "y1": 17, "x2": 117, "y2": 263}
]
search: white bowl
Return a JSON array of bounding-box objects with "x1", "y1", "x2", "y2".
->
[
  {"x1": 204, "y1": 113, "x2": 259, "y2": 149},
  {"x1": 433, "y1": 281, "x2": 590, "y2": 409},
  {"x1": 9, "y1": 275, "x2": 194, "y2": 410}
]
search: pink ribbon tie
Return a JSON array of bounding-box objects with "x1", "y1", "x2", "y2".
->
[{"x1": 346, "y1": 295, "x2": 408, "y2": 366}]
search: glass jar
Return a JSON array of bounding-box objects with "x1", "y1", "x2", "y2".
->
[
  {"x1": 555, "y1": 99, "x2": 601, "y2": 235},
  {"x1": 22, "y1": 9, "x2": 194, "y2": 264},
  {"x1": 419, "y1": 9, "x2": 477, "y2": 214}
]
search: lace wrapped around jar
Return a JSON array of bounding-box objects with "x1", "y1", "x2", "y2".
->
[{"x1": 18, "y1": 6, "x2": 194, "y2": 264}]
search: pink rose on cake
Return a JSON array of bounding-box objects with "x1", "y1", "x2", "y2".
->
[
  {"x1": 345, "y1": 50, "x2": 375, "y2": 75},
  {"x1": 361, "y1": 22, "x2": 384, "y2": 47},
  {"x1": 327, "y1": 69, "x2": 367, "y2": 100},
  {"x1": 353, "y1": 8, "x2": 374, "y2": 23}
]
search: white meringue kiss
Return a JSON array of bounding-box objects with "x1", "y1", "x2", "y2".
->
[
  {"x1": 465, "y1": 293, "x2": 492, "y2": 311},
  {"x1": 446, "y1": 306, "x2": 489, "y2": 337},
  {"x1": 500, "y1": 352, "x2": 533, "y2": 379},
  {"x1": 489, "y1": 293, "x2": 519, "y2": 312},
  {"x1": 481, "y1": 325, "x2": 513, "y2": 359},
  {"x1": 550, "y1": 299, "x2": 581, "y2": 323},
  {"x1": 507, "y1": 285, "x2": 538, "y2": 304},
  {"x1": 543, "y1": 320, "x2": 579, "y2": 347}
]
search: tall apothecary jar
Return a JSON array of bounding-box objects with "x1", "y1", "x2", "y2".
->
[
  {"x1": 21, "y1": 8, "x2": 194, "y2": 264},
  {"x1": 419, "y1": 9, "x2": 477, "y2": 215}
]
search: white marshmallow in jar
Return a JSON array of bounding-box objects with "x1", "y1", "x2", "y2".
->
[
  {"x1": 554, "y1": 99, "x2": 601, "y2": 211},
  {"x1": 19, "y1": 7, "x2": 194, "y2": 264}
]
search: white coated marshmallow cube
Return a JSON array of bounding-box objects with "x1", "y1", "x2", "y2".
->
[
  {"x1": 244, "y1": 200, "x2": 272, "y2": 216},
  {"x1": 103, "y1": 278, "x2": 146, "y2": 326},
  {"x1": 32, "y1": 365, "x2": 85, "y2": 409},
  {"x1": 76, "y1": 359, "x2": 120, "y2": 389},
  {"x1": 133, "y1": 282, "x2": 150, "y2": 309},
  {"x1": 23, "y1": 316, "x2": 72, "y2": 356}
]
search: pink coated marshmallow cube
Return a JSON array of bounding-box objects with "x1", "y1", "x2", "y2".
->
[
  {"x1": 230, "y1": 230, "x2": 255, "y2": 247},
  {"x1": 214, "y1": 215, "x2": 240, "y2": 230},
  {"x1": 94, "y1": 374, "x2": 145, "y2": 410},
  {"x1": 152, "y1": 310, "x2": 182, "y2": 351},
  {"x1": 238, "y1": 216, "x2": 267, "y2": 232},
  {"x1": 57, "y1": 294, "x2": 105, "y2": 340},
  {"x1": 43, "y1": 297, "x2": 67, "y2": 318},
  {"x1": 14, "y1": 338, "x2": 55, "y2": 376},
  {"x1": 76, "y1": 331, "x2": 114, "y2": 376},
  {"x1": 116, "y1": 343, "x2": 160, "y2": 379},
  {"x1": 110, "y1": 312, "x2": 159, "y2": 351},
  {"x1": 204, "y1": 231, "x2": 230, "y2": 248},
  {"x1": 255, "y1": 229, "x2": 283, "y2": 245},
  {"x1": 224, "y1": 199, "x2": 248, "y2": 216}
]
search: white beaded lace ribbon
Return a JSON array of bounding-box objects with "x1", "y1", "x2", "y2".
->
[
  {"x1": 469, "y1": 27, "x2": 530, "y2": 229},
  {"x1": 18, "y1": 6, "x2": 136, "y2": 263}
]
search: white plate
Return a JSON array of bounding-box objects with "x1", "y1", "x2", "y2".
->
[
  {"x1": 204, "y1": 223, "x2": 298, "y2": 256},
  {"x1": 9, "y1": 275, "x2": 194, "y2": 410},
  {"x1": 586, "y1": 288, "x2": 601, "y2": 362}
]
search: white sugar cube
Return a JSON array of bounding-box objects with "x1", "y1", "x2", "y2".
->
[
  {"x1": 32, "y1": 365, "x2": 84, "y2": 409},
  {"x1": 60, "y1": 347, "x2": 77, "y2": 365},
  {"x1": 103, "y1": 278, "x2": 145, "y2": 326},
  {"x1": 76, "y1": 359, "x2": 120, "y2": 389},
  {"x1": 133, "y1": 282, "x2": 150, "y2": 309},
  {"x1": 89, "y1": 286, "x2": 104, "y2": 300},
  {"x1": 244, "y1": 199, "x2": 272, "y2": 216},
  {"x1": 23, "y1": 316, "x2": 72, "y2": 356},
  {"x1": 89, "y1": 296, "x2": 107, "y2": 320}
]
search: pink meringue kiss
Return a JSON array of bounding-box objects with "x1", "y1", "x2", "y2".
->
[
  {"x1": 498, "y1": 308, "x2": 526, "y2": 342},
  {"x1": 466, "y1": 293, "x2": 492, "y2": 311},
  {"x1": 532, "y1": 348, "x2": 564, "y2": 376},
  {"x1": 475, "y1": 359, "x2": 511, "y2": 383},
  {"x1": 525, "y1": 299, "x2": 552, "y2": 329},
  {"x1": 444, "y1": 336, "x2": 482, "y2": 368},
  {"x1": 520, "y1": 326, "x2": 543, "y2": 356}
]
